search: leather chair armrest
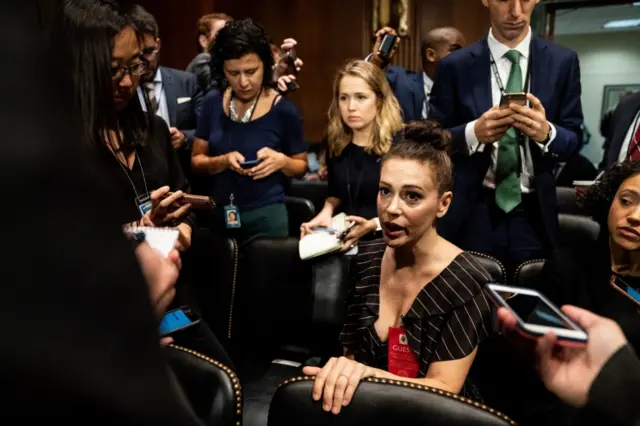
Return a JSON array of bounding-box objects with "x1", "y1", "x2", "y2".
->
[
  {"x1": 284, "y1": 196, "x2": 316, "y2": 237},
  {"x1": 268, "y1": 376, "x2": 517, "y2": 426},
  {"x1": 513, "y1": 259, "x2": 546, "y2": 288},
  {"x1": 165, "y1": 344, "x2": 242, "y2": 426}
]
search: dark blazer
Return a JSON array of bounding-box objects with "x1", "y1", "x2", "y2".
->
[
  {"x1": 601, "y1": 91, "x2": 640, "y2": 170},
  {"x1": 429, "y1": 35, "x2": 583, "y2": 247},
  {"x1": 159, "y1": 66, "x2": 204, "y2": 178},
  {"x1": 386, "y1": 66, "x2": 425, "y2": 122}
]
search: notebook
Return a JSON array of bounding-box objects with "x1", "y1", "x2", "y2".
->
[
  {"x1": 298, "y1": 213, "x2": 354, "y2": 260},
  {"x1": 123, "y1": 226, "x2": 180, "y2": 258}
]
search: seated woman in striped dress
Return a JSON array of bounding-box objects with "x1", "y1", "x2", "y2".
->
[{"x1": 303, "y1": 121, "x2": 494, "y2": 414}]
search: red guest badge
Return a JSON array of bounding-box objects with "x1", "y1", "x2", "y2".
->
[{"x1": 387, "y1": 327, "x2": 419, "y2": 378}]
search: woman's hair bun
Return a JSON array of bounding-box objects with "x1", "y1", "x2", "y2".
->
[{"x1": 402, "y1": 120, "x2": 451, "y2": 154}]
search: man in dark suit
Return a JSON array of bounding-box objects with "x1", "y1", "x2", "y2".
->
[
  {"x1": 429, "y1": 0, "x2": 583, "y2": 275},
  {"x1": 131, "y1": 5, "x2": 204, "y2": 179},
  {"x1": 385, "y1": 27, "x2": 465, "y2": 122},
  {"x1": 600, "y1": 91, "x2": 640, "y2": 170}
]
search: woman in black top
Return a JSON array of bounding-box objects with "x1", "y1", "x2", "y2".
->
[
  {"x1": 300, "y1": 60, "x2": 403, "y2": 249},
  {"x1": 303, "y1": 122, "x2": 493, "y2": 414},
  {"x1": 57, "y1": 0, "x2": 233, "y2": 367},
  {"x1": 538, "y1": 161, "x2": 640, "y2": 354}
]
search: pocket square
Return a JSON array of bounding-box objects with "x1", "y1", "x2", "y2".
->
[{"x1": 177, "y1": 97, "x2": 191, "y2": 104}]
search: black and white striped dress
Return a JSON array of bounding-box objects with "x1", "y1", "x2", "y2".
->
[{"x1": 339, "y1": 240, "x2": 494, "y2": 396}]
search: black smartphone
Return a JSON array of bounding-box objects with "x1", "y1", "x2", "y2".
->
[
  {"x1": 378, "y1": 33, "x2": 398, "y2": 62},
  {"x1": 158, "y1": 307, "x2": 200, "y2": 337},
  {"x1": 500, "y1": 92, "x2": 527, "y2": 108},
  {"x1": 284, "y1": 47, "x2": 299, "y2": 92},
  {"x1": 610, "y1": 275, "x2": 640, "y2": 308},
  {"x1": 240, "y1": 159, "x2": 261, "y2": 169},
  {"x1": 166, "y1": 192, "x2": 216, "y2": 211}
]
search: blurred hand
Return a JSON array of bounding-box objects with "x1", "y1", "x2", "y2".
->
[
  {"x1": 510, "y1": 93, "x2": 550, "y2": 143},
  {"x1": 300, "y1": 210, "x2": 333, "y2": 238},
  {"x1": 169, "y1": 127, "x2": 186, "y2": 149},
  {"x1": 302, "y1": 357, "x2": 376, "y2": 415},
  {"x1": 371, "y1": 27, "x2": 400, "y2": 68},
  {"x1": 474, "y1": 106, "x2": 516, "y2": 144},
  {"x1": 342, "y1": 216, "x2": 376, "y2": 251},
  {"x1": 149, "y1": 186, "x2": 191, "y2": 226},
  {"x1": 277, "y1": 75, "x2": 297, "y2": 93},
  {"x1": 224, "y1": 151, "x2": 246, "y2": 175},
  {"x1": 498, "y1": 306, "x2": 628, "y2": 407},
  {"x1": 135, "y1": 242, "x2": 180, "y2": 319},
  {"x1": 318, "y1": 164, "x2": 328, "y2": 180},
  {"x1": 248, "y1": 147, "x2": 286, "y2": 180},
  {"x1": 175, "y1": 223, "x2": 192, "y2": 252}
]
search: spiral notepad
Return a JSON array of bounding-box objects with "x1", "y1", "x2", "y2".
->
[{"x1": 124, "y1": 226, "x2": 179, "y2": 257}]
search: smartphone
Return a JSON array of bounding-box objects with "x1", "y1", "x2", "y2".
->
[
  {"x1": 240, "y1": 159, "x2": 261, "y2": 169},
  {"x1": 378, "y1": 33, "x2": 398, "y2": 61},
  {"x1": 338, "y1": 221, "x2": 357, "y2": 241},
  {"x1": 166, "y1": 192, "x2": 216, "y2": 210},
  {"x1": 284, "y1": 47, "x2": 299, "y2": 92},
  {"x1": 484, "y1": 284, "x2": 588, "y2": 344},
  {"x1": 499, "y1": 92, "x2": 527, "y2": 108},
  {"x1": 159, "y1": 307, "x2": 200, "y2": 337},
  {"x1": 610, "y1": 275, "x2": 640, "y2": 308}
]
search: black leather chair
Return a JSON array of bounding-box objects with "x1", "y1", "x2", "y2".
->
[
  {"x1": 468, "y1": 251, "x2": 506, "y2": 284},
  {"x1": 284, "y1": 196, "x2": 315, "y2": 237},
  {"x1": 513, "y1": 259, "x2": 545, "y2": 288},
  {"x1": 288, "y1": 180, "x2": 329, "y2": 216},
  {"x1": 558, "y1": 213, "x2": 600, "y2": 251},
  {"x1": 191, "y1": 228, "x2": 238, "y2": 346},
  {"x1": 165, "y1": 344, "x2": 242, "y2": 426},
  {"x1": 556, "y1": 187, "x2": 583, "y2": 215},
  {"x1": 268, "y1": 377, "x2": 517, "y2": 426}
]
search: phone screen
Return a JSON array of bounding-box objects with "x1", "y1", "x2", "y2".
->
[
  {"x1": 611, "y1": 275, "x2": 640, "y2": 306},
  {"x1": 499, "y1": 291, "x2": 575, "y2": 330},
  {"x1": 159, "y1": 309, "x2": 195, "y2": 336}
]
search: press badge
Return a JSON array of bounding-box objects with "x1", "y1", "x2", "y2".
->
[
  {"x1": 224, "y1": 193, "x2": 241, "y2": 229},
  {"x1": 136, "y1": 193, "x2": 153, "y2": 216},
  {"x1": 387, "y1": 327, "x2": 419, "y2": 378}
]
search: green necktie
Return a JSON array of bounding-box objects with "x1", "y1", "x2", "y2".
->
[{"x1": 495, "y1": 49, "x2": 522, "y2": 213}]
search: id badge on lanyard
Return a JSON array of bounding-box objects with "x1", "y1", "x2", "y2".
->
[
  {"x1": 136, "y1": 193, "x2": 153, "y2": 216},
  {"x1": 224, "y1": 193, "x2": 241, "y2": 229},
  {"x1": 387, "y1": 326, "x2": 419, "y2": 378}
]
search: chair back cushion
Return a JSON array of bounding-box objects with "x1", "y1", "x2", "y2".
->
[
  {"x1": 284, "y1": 196, "x2": 315, "y2": 236},
  {"x1": 558, "y1": 213, "x2": 600, "y2": 251},
  {"x1": 165, "y1": 345, "x2": 241, "y2": 426},
  {"x1": 514, "y1": 260, "x2": 546, "y2": 289},
  {"x1": 268, "y1": 377, "x2": 516, "y2": 426},
  {"x1": 556, "y1": 187, "x2": 584, "y2": 215},
  {"x1": 468, "y1": 252, "x2": 505, "y2": 284},
  {"x1": 289, "y1": 180, "x2": 329, "y2": 216}
]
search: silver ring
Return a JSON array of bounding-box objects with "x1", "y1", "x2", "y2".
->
[{"x1": 339, "y1": 373, "x2": 349, "y2": 381}]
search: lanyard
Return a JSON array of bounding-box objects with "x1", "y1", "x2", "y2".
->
[
  {"x1": 625, "y1": 113, "x2": 640, "y2": 160},
  {"x1": 111, "y1": 148, "x2": 150, "y2": 206},
  {"x1": 230, "y1": 86, "x2": 263, "y2": 123},
  {"x1": 346, "y1": 149, "x2": 367, "y2": 214},
  {"x1": 489, "y1": 44, "x2": 532, "y2": 96}
]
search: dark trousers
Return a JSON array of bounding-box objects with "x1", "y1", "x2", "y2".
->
[
  {"x1": 172, "y1": 321, "x2": 236, "y2": 371},
  {"x1": 457, "y1": 188, "x2": 548, "y2": 281}
]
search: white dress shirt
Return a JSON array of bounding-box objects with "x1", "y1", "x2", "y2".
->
[
  {"x1": 464, "y1": 27, "x2": 556, "y2": 193},
  {"x1": 137, "y1": 69, "x2": 170, "y2": 127},
  {"x1": 422, "y1": 72, "x2": 433, "y2": 119},
  {"x1": 616, "y1": 110, "x2": 640, "y2": 164}
]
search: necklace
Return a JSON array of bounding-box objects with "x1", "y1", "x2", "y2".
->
[{"x1": 229, "y1": 87, "x2": 262, "y2": 123}]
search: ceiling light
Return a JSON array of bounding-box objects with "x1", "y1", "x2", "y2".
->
[{"x1": 603, "y1": 19, "x2": 640, "y2": 29}]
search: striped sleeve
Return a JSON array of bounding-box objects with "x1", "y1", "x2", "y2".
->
[{"x1": 433, "y1": 291, "x2": 493, "y2": 362}]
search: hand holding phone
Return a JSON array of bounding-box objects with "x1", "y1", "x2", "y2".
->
[
  {"x1": 283, "y1": 48, "x2": 299, "y2": 92},
  {"x1": 166, "y1": 192, "x2": 216, "y2": 211},
  {"x1": 499, "y1": 92, "x2": 527, "y2": 109},
  {"x1": 159, "y1": 306, "x2": 200, "y2": 337},
  {"x1": 485, "y1": 284, "x2": 588, "y2": 345}
]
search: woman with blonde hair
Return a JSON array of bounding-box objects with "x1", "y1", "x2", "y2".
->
[{"x1": 301, "y1": 59, "x2": 403, "y2": 248}]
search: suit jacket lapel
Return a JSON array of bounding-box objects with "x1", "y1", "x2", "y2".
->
[
  {"x1": 412, "y1": 72, "x2": 426, "y2": 120},
  {"x1": 529, "y1": 36, "x2": 549, "y2": 106},
  {"x1": 608, "y1": 96, "x2": 640, "y2": 167},
  {"x1": 161, "y1": 67, "x2": 177, "y2": 126},
  {"x1": 470, "y1": 39, "x2": 492, "y2": 117}
]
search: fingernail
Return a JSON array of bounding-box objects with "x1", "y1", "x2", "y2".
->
[
  {"x1": 323, "y1": 404, "x2": 330, "y2": 411},
  {"x1": 312, "y1": 393, "x2": 319, "y2": 401},
  {"x1": 332, "y1": 407, "x2": 340, "y2": 414},
  {"x1": 342, "y1": 399, "x2": 349, "y2": 406}
]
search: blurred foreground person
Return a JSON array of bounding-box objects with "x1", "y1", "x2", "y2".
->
[{"x1": 0, "y1": 1, "x2": 201, "y2": 423}]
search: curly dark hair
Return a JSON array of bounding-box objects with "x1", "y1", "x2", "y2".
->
[
  {"x1": 209, "y1": 19, "x2": 275, "y2": 91},
  {"x1": 582, "y1": 162, "x2": 640, "y2": 228},
  {"x1": 383, "y1": 120, "x2": 453, "y2": 195}
]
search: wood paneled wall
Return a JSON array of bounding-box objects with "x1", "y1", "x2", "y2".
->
[{"x1": 140, "y1": 0, "x2": 490, "y2": 141}]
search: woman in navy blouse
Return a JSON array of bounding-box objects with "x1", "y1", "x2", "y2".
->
[{"x1": 192, "y1": 19, "x2": 307, "y2": 246}]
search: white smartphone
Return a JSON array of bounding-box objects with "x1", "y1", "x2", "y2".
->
[
  {"x1": 484, "y1": 284, "x2": 588, "y2": 344},
  {"x1": 572, "y1": 180, "x2": 595, "y2": 187}
]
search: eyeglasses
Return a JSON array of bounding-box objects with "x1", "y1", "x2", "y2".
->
[
  {"x1": 111, "y1": 61, "x2": 148, "y2": 81},
  {"x1": 142, "y1": 47, "x2": 160, "y2": 59}
]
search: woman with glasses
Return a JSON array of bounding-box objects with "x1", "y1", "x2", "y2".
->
[
  {"x1": 191, "y1": 19, "x2": 308, "y2": 247},
  {"x1": 56, "y1": 0, "x2": 233, "y2": 368}
]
